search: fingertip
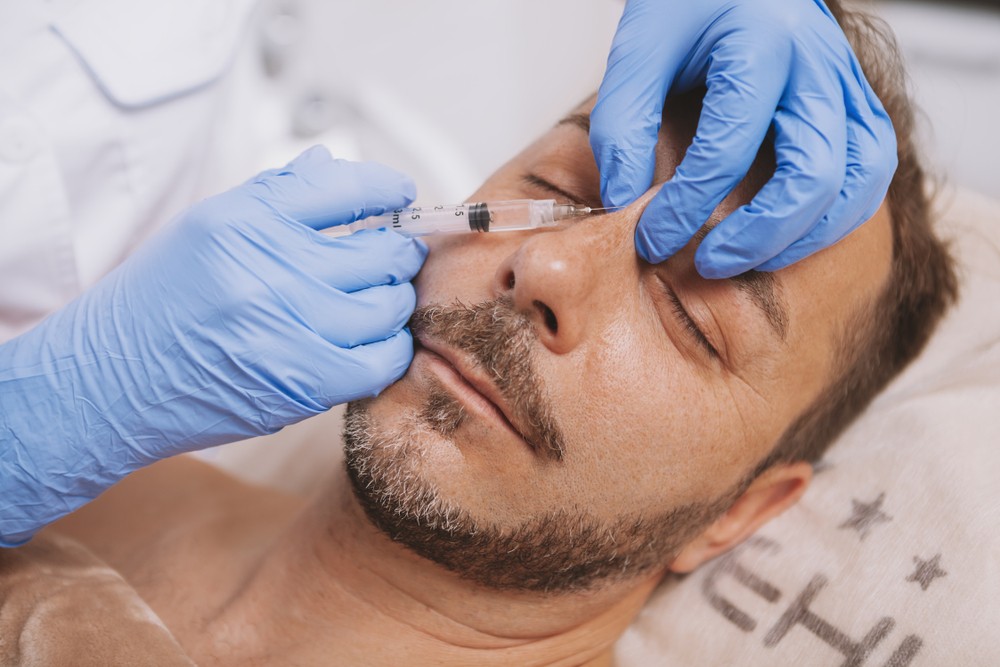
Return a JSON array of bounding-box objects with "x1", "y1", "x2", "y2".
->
[
  {"x1": 394, "y1": 230, "x2": 428, "y2": 256},
  {"x1": 290, "y1": 145, "x2": 333, "y2": 169},
  {"x1": 325, "y1": 329, "x2": 415, "y2": 402},
  {"x1": 603, "y1": 176, "x2": 642, "y2": 210},
  {"x1": 633, "y1": 193, "x2": 693, "y2": 264},
  {"x1": 693, "y1": 240, "x2": 748, "y2": 280},
  {"x1": 393, "y1": 282, "x2": 418, "y2": 320},
  {"x1": 362, "y1": 283, "x2": 417, "y2": 333},
  {"x1": 693, "y1": 256, "x2": 738, "y2": 280},
  {"x1": 372, "y1": 329, "x2": 415, "y2": 390},
  {"x1": 590, "y1": 94, "x2": 660, "y2": 210},
  {"x1": 305, "y1": 144, "x2": 333, "y2": 160},
  {"x1": 386, "y1": 231, "x2": 429, "y2": 281},
  {"x1": 410, "y1": 236, "x2": 430, "y2": 265},
  {"x1": 396, "y1": 324, "x2": 415, "y2": 347},
  {"x1": 341, "y1": 160, "x2": 418, "y2": 209},
  {"x1": 595, "y1": 146, "x2": 656, "y2": 210},
  {"x1": 755, "y1": 254, "x2": 794, "y2": 273},
  {"x1": 374, "y1": 164, "x2": 417, "y2": 205},
  {"x1": 634, "y1": 219, "x2": 667, "y2": 264}
]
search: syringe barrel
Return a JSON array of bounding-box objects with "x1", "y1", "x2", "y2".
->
[
  {"x1": 366, "y1": 204, "x2": 481, "y2": 235},
  {"x1": 323, "y1": 204, "x2": 478, "y2": 237},
  {"x1": 322, "y1": 199, "x2": 560, "y2": 237},
  {"x1": 479, "y1": 199, "x2": 560, "y2": 231}
]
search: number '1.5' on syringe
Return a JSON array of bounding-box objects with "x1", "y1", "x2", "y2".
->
[{"x1": 322, "y1": 199, "x2": 599, "y2": 238}]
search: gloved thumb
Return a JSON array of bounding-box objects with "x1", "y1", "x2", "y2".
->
[{"x1": 246, "y1": 146, "x2": 417, "y2": 231}]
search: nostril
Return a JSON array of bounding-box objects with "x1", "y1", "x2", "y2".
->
[
  {"x1": 505, "y1": 271, "x2": 516, "y2": 290},
  {"x1": 534, "y1": 300, "x2": 558, "y2": 334}
]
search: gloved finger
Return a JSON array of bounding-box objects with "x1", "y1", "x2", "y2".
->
[
  {"x1": 320, "y1": 328, "x2": 416, "y2": 404},
  {"x1": 693, "y1": 65, "x2": 849, "y2": 279},
  {"x1": 310, "y1": 229, "x2": 428, "y2": 291},
  {"x1": 589, "y1": 0, "x2": 684, "y2": 209},
  {"x1": 304, "y1": 282, "x2": 417, "y2": 349},
  {"x1": 757, "y1": 78, "x2": 896, "y2": 271},
  {"x1": 840, "y1": 56, "x2": 897, "y2": 219},
  {"x1": 248, "y1": 146, "x2": 417, "y2": 230},
  {"x1": 634, "y1": 34, "x2": 792, "y2": 264}
]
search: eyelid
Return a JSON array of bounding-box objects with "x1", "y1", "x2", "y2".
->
[
  {"x1": 664, "y1": 284, "x2": 721, "y2": 361},
  {"x1": 521, "y1": 173, "x2": 594, "y2": 209}
]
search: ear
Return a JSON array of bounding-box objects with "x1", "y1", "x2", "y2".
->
[{"x1": 669, "y1": 462, "x2": 813, "y2": 574}]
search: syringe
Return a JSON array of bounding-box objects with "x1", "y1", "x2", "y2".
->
[{"x1": 322, "y1": 199, "x2": 597, "y2": 238}]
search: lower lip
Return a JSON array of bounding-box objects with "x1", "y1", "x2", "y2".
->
[{"x1": 418, "y1": 348, "x2": 527, "y2": 444}]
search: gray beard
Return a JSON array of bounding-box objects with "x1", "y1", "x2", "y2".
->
[{"x1": 343, "y1": 398, "x2": 737, "y2": 594}]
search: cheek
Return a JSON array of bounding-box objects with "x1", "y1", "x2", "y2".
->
[
  {"x1": 414, "y1": 234, "x2": 521, "y2": 306},
  {"x1": 541, "y1": 308, "x2": 744, "y2": 514}
]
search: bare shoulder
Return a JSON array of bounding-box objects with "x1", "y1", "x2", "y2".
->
[
  {"x1": 44, "y1": 455, "x2": 302, "y2": 570},
  {"x1": 0, "y1": 533, "x2": 196, "y2": 666}
]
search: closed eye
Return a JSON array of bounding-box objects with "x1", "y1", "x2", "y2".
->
[
  {"x1": 665, "y1": 286, "x2": 720, "y2": 360},
  {"x1": 521, "y1": 173, "x2": 593, "y2": 208}
]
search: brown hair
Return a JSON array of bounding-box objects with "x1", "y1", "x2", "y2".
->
[{"x1": 760, "y1": 1, "x2": 959, "y2": 467}]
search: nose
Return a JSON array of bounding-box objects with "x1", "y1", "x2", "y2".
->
[{"x1": 493, "y1": 213, "x2": 635, "y2": 354}]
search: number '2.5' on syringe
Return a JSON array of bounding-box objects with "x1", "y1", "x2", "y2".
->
[{"x1": 322, "y1": 199, "x2": 598, "y2": 238}]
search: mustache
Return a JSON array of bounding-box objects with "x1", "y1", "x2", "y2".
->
[{"x1": 409, "y1": 297, "x2": 566, "y2": 461}]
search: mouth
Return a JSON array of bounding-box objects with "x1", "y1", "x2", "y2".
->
[{"x1": 415, "y1": 336, "x2": 538, "y2": 454}]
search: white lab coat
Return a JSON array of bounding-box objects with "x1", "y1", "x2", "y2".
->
[{"x1": 0, "y1": 0, "x2": 257, "y2": 343}]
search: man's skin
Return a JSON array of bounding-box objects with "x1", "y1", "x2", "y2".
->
[{"x1": 25, "y1": 94, "x2": 893, "y2": 666}]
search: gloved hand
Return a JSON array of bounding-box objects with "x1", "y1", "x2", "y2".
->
[
  {"x1": 0, "y1": 146, "x2": 427, "y2": 546},
  {"x1": 590, "y1": 0, "x2": 898, "y2": 279}
]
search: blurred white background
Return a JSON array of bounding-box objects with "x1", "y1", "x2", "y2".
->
[
  {"x1": 222, "y1": 0, "x2": 621, "y2": 203},
  {"x1": 225, "y1": 0, "x2": 999, "y2": 202},
  {"x1": 875, "y1": 1, "x2": 1000, "y2": 197}
]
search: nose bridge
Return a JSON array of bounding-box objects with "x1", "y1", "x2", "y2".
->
[{"x1": 497, "y1": 212, "x2": 636, "y2": 354}]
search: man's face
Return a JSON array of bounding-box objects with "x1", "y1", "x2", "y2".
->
[{"x1": 344, "y1": 96, "x2": 893, "y2": 592}]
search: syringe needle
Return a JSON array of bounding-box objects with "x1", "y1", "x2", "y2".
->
[{"x1": 566, "y1": 205, "x2": 624, "y2": 216}]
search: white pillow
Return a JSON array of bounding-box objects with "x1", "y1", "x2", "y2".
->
[
  {"x1": 616, "y1": 187, "x2": 1000, "y2": 666},
  {"x1": 201, "y1": 188, "x2": 1000, "y2": 666}
]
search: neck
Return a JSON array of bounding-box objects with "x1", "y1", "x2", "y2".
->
[{"x1": 202, "y1": 469, "x2": 661, "y2": 666}]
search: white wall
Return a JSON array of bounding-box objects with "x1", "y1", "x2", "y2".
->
[
  {"x1": 873, "y1": 1, "x2": 1000, "y2": 198},
  {"x1": 254, "y1": 0, "x2": 622, "y2": 203},
  {"x1": 252, "y1": 0, "x2": 999, "y2": 202}
]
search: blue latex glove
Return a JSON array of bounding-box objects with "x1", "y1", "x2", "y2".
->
[
  {"x1": 590, "y1": 0, "x2": 898, "y2": 279},
  {"x1": 0, "y1": 146, "x2": 427, "y2": 546}
]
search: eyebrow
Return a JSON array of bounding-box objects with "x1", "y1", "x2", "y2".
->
[
  {"x1": 691, "y1": 227, "x2": 788, "y2": 340},
  {"x1": 734, "y1": 271, "x2": 789, "y2": 341},
  {"x1": 557, "y1": 112, "x2": 591, "y2": 134}
]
